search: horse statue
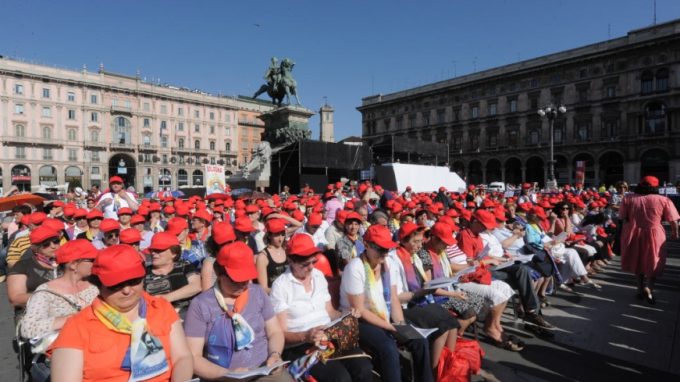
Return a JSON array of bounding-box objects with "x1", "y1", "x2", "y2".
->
[{"x1": 253, "y1": 57, "x2": 302, "y2": 107}]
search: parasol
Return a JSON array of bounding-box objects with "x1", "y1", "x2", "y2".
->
[{"x1": 0, "y1": 194, "x2": 46, "y2": 212}]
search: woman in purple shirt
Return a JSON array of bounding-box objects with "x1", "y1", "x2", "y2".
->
[{"x1": 184, "y1": 241, "x2": 293, "y2": 381}]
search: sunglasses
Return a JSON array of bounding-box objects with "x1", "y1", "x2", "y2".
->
[
  {"x1": 561, "y1": 207, "x2": 570, "y2": 210},
  {"x1": 107, "y1": 277, "x2": 144, "y2": 292},
  {"x1": 41, "y1": 237, "x2": 61, "y2": 247},
  {"x1": 78, "y1": 258, "x2": 95, "y2": 263},
  {"x1": 105, "y1": 231, "x2": 120, "y2": 239}
]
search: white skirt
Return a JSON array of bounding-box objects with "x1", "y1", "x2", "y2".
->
[
  {"x1": 556, "y1": 248, "x2": 588, "y2": 280},
  {"x1": 457, "y1": 279, "x2": 514, "y2": 306}
]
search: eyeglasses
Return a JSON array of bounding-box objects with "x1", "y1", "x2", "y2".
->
[
  {"x1": 41, "y1": 237, "x2": 60, "y2": 247},
  {"x1": 295, "y1": 258, "x2": 318, "y2": 268},
  {"x1": 78, "y1": 258, "x2": 94, "y2": 263},
  {"x1": 107, "y1": 277, "x2": 144, "y2": 292},
  {"x1": 105, "y1": 231, "x2": 119, "y2": 239}
]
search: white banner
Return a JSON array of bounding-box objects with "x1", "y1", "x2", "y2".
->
[{"x1": 205, "y1": 165, "x2": 226, "y2": 195}]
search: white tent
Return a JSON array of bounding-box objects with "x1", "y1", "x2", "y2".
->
[{"x1": 375, "y1": 163, "x2": 466, "y2": 193}]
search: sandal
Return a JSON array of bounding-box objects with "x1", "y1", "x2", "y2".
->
[
  {"x1": 491, "y1": 337, "x2": 524, "y2": 352},
  {"x1": 503, "y1": 333, "x2": 526, "y2": 348},
  {"x1": 539, "y1": 295, "x2": 550, "y2": 308},
  {"x1": 558, "y1": 284, "x2": 574, "y2": 293},
  {"x1": 585, "y1": 280, "x2": 602, "y2": 290}
]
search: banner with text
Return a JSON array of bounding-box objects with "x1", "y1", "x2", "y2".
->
[{"x1": 205, "y1": 165, "x2": 226, "y2": 195}]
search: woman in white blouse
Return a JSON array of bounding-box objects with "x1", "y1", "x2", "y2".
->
[{"x1": 270, "y1": 233, "x2": 372, "y2": 382}]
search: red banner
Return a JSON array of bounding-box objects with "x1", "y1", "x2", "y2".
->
[{"x1": 575, "y1": 160, "x2": 585, "y2": 185}]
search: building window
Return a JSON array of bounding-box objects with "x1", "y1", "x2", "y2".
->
[
  {"x1": 43, "y1": 126, "x2": 52, "y2": 139},
  {"x1": 470, "y1": 133, "x2": 479, "y2": 150},
  {"x1": 575, "y1": 122, "x2": 590, "y2": 141},
  {"x1": 529, "y1": 129, "x2": 540, "y2": 145},
  {"x1": 422, "y1": 112, "x2": 430, "y2": 126},
  {"x1": 488, "y1": 103, "x2": 497, "y2": 116},
  {"x1": 91, "y1": 112, "x2": 98, "y2": 122},
  {"x1": 225, "y1": 127, "x2": 231, "y2": 136},
  {"x1": 92, "y1": 151, "x2": 100, "y2": 161},
  {"x1": 161, "y1": 136, "x2": 168, "y2": 148},
  {"x1": 601, "y1": 120, "x2": 618, "y2": 139},
  {"x1": 487, "y1": 132, "x2": 498, "y2": 147},
  {"x1": 67, "y1": 92, "x2": 75, "y2": 102},
  {"x1": 508, "y1": 99, "x2": 517, "y2": 113},
  {"x1": 124, "y1": 100, "x2": 131, "y2": 109},
  {"x1": 178, "y1": 138, "x2": 185, "y2": 149},
  {"x1": 178, "y1": 169, "x2": 188, "y2": 186},
  {"x1": 160, "y1": 105, "x2": 167, "y2": 114},
  {"x1": 16, "y1": 147, "x2": 26, "y2": 159},
  {"x1": 508, "y1": 130, "x2": 518, "y2": 146},
  {"x1": 143, "y1": 118, "x2": 150, "y2": 127},
  {"x1": 143, "y1": 135, "x2": 151, "y2": 146},
  {"x1": 471, "y1": 106, "x2": 479, "y2": 119},
  {"x1": 15, "y1": 104, "x2": 24, "y2": 114},
  {"x1": 209, "y1": 112, "x2": 215, "y2": 120},
  {"x1": 15, "y1": 124, "x2": 25, "y2": 137},
  {"x1": 42, "y1": 88, "x2": 50, "y2": 98},
  {"x1": 162, "y1": 154, "x2": 168, "y2": 164},
  {"x1": 194, "y1": 139, "x2": 201, "y2": 149},
  {"x1": 90, "y1": 94, "x2": 98, "y2": 104},
  {"x1": 42, "y1": 107, "x2": 52, "y2": 117},
  {"x1": 43, "y1": 148, "x2": 53, "y2": 160},
  {"x1": 409, "y1": 114, "x2": 416, "y2": 128},
  {"x1": 554, "y1": 127, "x2": 564, "y2": 144},
  {"x1": 160, "y1": 121, "x2": 167, "y2": 130},
  {"x1": 645, "y1": 103, "x2": 666, "y2": 135},
  {"x1": 210, "y1": 125, "x2": 215, "y2": 134},
  {"x1": 115, "y1": 117, "x2": 131, "y2": 144},
  {"x1": 577, "y1": 87, "x2": 589, "y2": 103},
  {"x1": 91, "y1": 166, "x2": 100, "y2": 175},
  {"x1": 194, "y1": 110, "x2": 200, "y2": 118},
  {"x1": 437, "y1": 109, "x2": 446, "y2": 124},
  {"x1": 641, "y1": 71, "x2": 654, "y2": 94},
  {"x1": 15, "y1": 84, "x2": 24, "y2": 95},
  {"x1": 452, "y1": 135, "x2": 462, "y2": 150},
  {"x1": 68, "y1": 109, "x2": 76, "y2": 120},
  {"x1": 396, "y1": 117, "x2": 403, "y2": 130},
  {"x1": 529, "y1": 97, "x2": 538, "y2": 110},
  {"x1": 225, "y1": 141, "x2": 231, "y2": 152},
  {"x1": 194, "y1": 124, "x2": 200, "y2": 133},
  {"x1": 90, "y1": 130, "x2": 99, "y2": 142},
  {"x1": 656, "y1": 69, "x2": 669, "y2": 92},
  {"x1": 68, "y1": 149, "x2": 77, "y2": 161},
  {"x1": 210, "y1": 141, "x2": 215, "y2": 150},
  {"x1": 605, "y1": 85, "x2": 616, "y2": 98},
  {"x1": 178, "y1": 107, "x2": 184, "y2": 116},
  {"x1": 68, "y1": 129, "x2": 77, "y2": 141},
  {"x1": 143, "y1": 102, "x2": 150, "y2": 111},
  {"x1": 177, "y1": 122, "x2": 184, "y2": 131}
]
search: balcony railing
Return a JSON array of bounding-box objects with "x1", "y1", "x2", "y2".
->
[
  {"x1": 111, "y1": 105, "x2": 133, "y2": 115},
  {"x1": 219, "y1": 150, "x2": 239, "y2": 157},
  {"x1": 84, "y1": 140, "x2": 108, "y2": 149},
  {"x1": 110, "y1": 142, "x2": 136, "y2": 151},
  {"x1": 138, "y1": 144, "x2": 159, "y2": 152},
  {"x1": 1, "y1": 136, "x2": 64, "y2": 147}
]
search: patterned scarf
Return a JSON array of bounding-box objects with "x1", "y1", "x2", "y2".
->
[
  {"x1": 361, "y1": 255, "x2": 391, "y2": 321},
  {"x1": 92, "y1": 297, "x2": 168, "y2": 382},
  {"x1": 213, "y1": 286, "x2": 255, "y2": 351},
  {"x1": 396, "y1": 246, "x2": 427, "y2": 292},
  {"x1": 429, "y1": 248, "x2": 452, "y2": 279}
]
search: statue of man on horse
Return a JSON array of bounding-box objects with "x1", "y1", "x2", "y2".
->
[{"x1": 253, "y1": 57, "x2": 302, "y2": 107}]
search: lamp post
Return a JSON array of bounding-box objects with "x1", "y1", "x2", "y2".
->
[{"x1": 537, "y1": 105, "x2": 567, "y2": 191}]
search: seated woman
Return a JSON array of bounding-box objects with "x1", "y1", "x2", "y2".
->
[
  {"x1": 7, "y1": 226, "x2": 62, "y2": 321},
  {"x1": 200, "y1": 221, "x2": 237, "y2": 291},
  {"x1": 270, "y1": 234, "x2": 373, "y2": 382},
  {"x1": 256, "y1": 219, "x2": 289, "y2": 293},
  {"x1": 144, "y1": 232, "x2": 202, "y2": 318},
  {"x1": 525, "y1": 207, "x2": 564, "y2": 301},
  {"x1": 184, "y1": 241, "x2": 293, "y2": 381},
  {"x1": 50, "y1": 244, "x2": 193, "y2": 382},
  {"x1": 21, "y1": 239, "x2": 99, "y2": 346},
  {"x1": 388, "y1": 222, "x2": 471, "y2": 371},
  {"x1": 341, "y1": 224, "x2": 435, "y2": 382}
]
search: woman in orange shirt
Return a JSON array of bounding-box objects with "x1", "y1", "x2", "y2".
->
[{"x1": 50, "y1": 244, "x2": 193, "y2": 382}]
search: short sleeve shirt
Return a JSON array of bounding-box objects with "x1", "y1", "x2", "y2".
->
[
  {"x1": 8, "y1": 255, "x2": 59, "y2": 293},
  {"x1": 339, "y1": 256, "x2": 395, "y2": 313},
  {"x1": 50, "y1": 293, "x2": 179, "y2": 382},
  {"x1": 183, "y1": 284, "x2": 274, "y2": 369},
  {"x1": 270, "y1": 269, "x2": 331, "y2": 332}
]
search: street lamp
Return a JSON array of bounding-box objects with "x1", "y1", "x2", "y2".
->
[{"x1": 537, "y1": 104, "x2": 567, "y2": 191}]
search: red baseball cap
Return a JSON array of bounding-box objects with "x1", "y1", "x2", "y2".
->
[
  {"x1": 344, "y1": 211, "x2": 362, "y2": 224},
  {"x1": 42, "y1": 218, "x2": 65, "y2": 233},
  {"x1": 234, "y1": 216, "x2": 256, "y2": 233},
  {"x1": 130, "y1": 214, "x2": 146, "y2": 225},
  {"x1": 148, "y1": 232, "x2": 180, "y2": 251},
  {"x1": 531, "y1": 206, "x2": 547, "y2": 219},
  {"x1": 193, "y1": 209, "x2": 213, "y2": 223},
  {"x1": 163, "y1": 206, "x2": 176, "y2": 215},
  {"x1": 245, "y1": 204, "x2": 260, "y2": 214},
  {"x1": 307, "y1": 213, "x2": 323, "y2": 227},
  {"x1": 398, "y1": 221, "x2": 420, "y2": 241},
  {"x1": 494, "y1": 209, "x2": 507, "y2": 222},
  {"x1": 29, "y1": 212, "x2": 47, "y2": 226},
  {"x1": 430, "y1": 222, "x2": 457, "y2": 246},
  {"x1": 265, "y1": 218, "x2": 286, "y2": 234},
  {"x1": 55, "y1": 239, "x2": 97, "y2": 264},
  {"x1": 29, "y1": 226, "x2": 60, "y2": 245},
  {"x1": 212, "y1": 221, "x2": 237, "y2": 245},
  {"x1": 63, "y1": 205, "x2": 75, "y2": 217},
  {"x1": 216, "y1": 241, "x2": 257, "y2": 282},
  {"x1": 86, "y1": 209, "x2": 104, "y2": 220},
  {"x1": 119, "y1": 228, "x2": 142, "y2": 245},
  {"x1": 640, "y1": 175, "x2": 659, "y2": 187},
  {"x1": 74, "y1": 208, "x2": 88, "y2": 219},
  {"x1": 473, "y1": 210, "x2": 496, "y2": 230},
  {"x1": 336, "y1": 210, "x2": 348, "y2": 224},
  {"x1": 166, "y1": 217, "x2": 189, "y2": 236},
  {"x1": 149, "y1": 203, "x2": 162, "y2": 212},
  {"x1": 175, "y1": 204, "x2": 190, "y2": 217},
  {"x1": 52, "y1": 200, "x2": 65, "y2": 208},
  {"x1": 100, "y1": 219, "x2": 121, "y2": 233},
  {"x1": 118, "y1": 207, "x2": 133, "y2": 216},
  {"x1": 364, "y1": 224, "x2": 398, "y2": 250},
  {"x1": 286, "y1": 233, "x2": 321, "y2": 257},
  {"x1": 93, "y1": 245, "x2": 145, "y2": 287},
  {"x1": 109, "y1": 176, "x2": 124, "y2": 184}
]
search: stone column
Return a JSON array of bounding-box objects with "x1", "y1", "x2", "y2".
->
[{"x1": 521, "y1": 166, "x2": 527, "y2": 183}]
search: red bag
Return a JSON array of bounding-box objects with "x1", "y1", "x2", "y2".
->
[
  {"x1": 460, "y1": 264, "x2": 492, "y2": 285},
  {"x1": 436, "y1": 337, "x2": 485, "y2": 382}
]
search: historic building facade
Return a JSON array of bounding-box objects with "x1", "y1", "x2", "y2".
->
[
  {"x1": 359, "y1": 19, "x2": 680, "y2": 187},
  {"x1": 0, "y1": 58, "x2": 273, "y2": 193}
]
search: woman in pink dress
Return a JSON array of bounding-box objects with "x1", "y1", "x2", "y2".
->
[{"x1": 619, "y1": 176, "x2": 679, "y2": 304}]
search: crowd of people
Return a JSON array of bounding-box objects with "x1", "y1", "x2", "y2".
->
[{"x1": 1, "y1": 173, "x2": 678, "y2": 382}]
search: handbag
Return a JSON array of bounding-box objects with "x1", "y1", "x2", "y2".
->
[
  {"x1": 323, "y1": 314, "x2": 361, "y2": 358},
  {"x1": 436, "y1": 337, "x2": 485, "y2": 382},
  {"x1": 459, "y1": 264, "x2": 492, "y2": 285}
]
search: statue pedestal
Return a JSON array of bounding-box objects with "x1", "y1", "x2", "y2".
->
[{"x1": 259, "y1": 105, "x2": 315, "y2": 145}]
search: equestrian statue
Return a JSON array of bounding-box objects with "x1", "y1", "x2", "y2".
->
[{"x1": 253, "y1": 57, "x2": 302, "y2": 107}]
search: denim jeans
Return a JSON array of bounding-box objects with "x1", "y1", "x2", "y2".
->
[{"x1": 358, "y1": 322, "x2": 433, "y2": 382}]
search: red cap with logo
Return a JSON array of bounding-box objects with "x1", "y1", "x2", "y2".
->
[
  {"x1": 216, "y1": 241, "x2": 257, "y2": 282},
  {"x1": 93, "y1": 244, "x2": 145, "y2": 287}
]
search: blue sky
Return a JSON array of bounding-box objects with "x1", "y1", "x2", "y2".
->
[{"x1": 1, "y1": 0, "x2": 679, "y2": 140}]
